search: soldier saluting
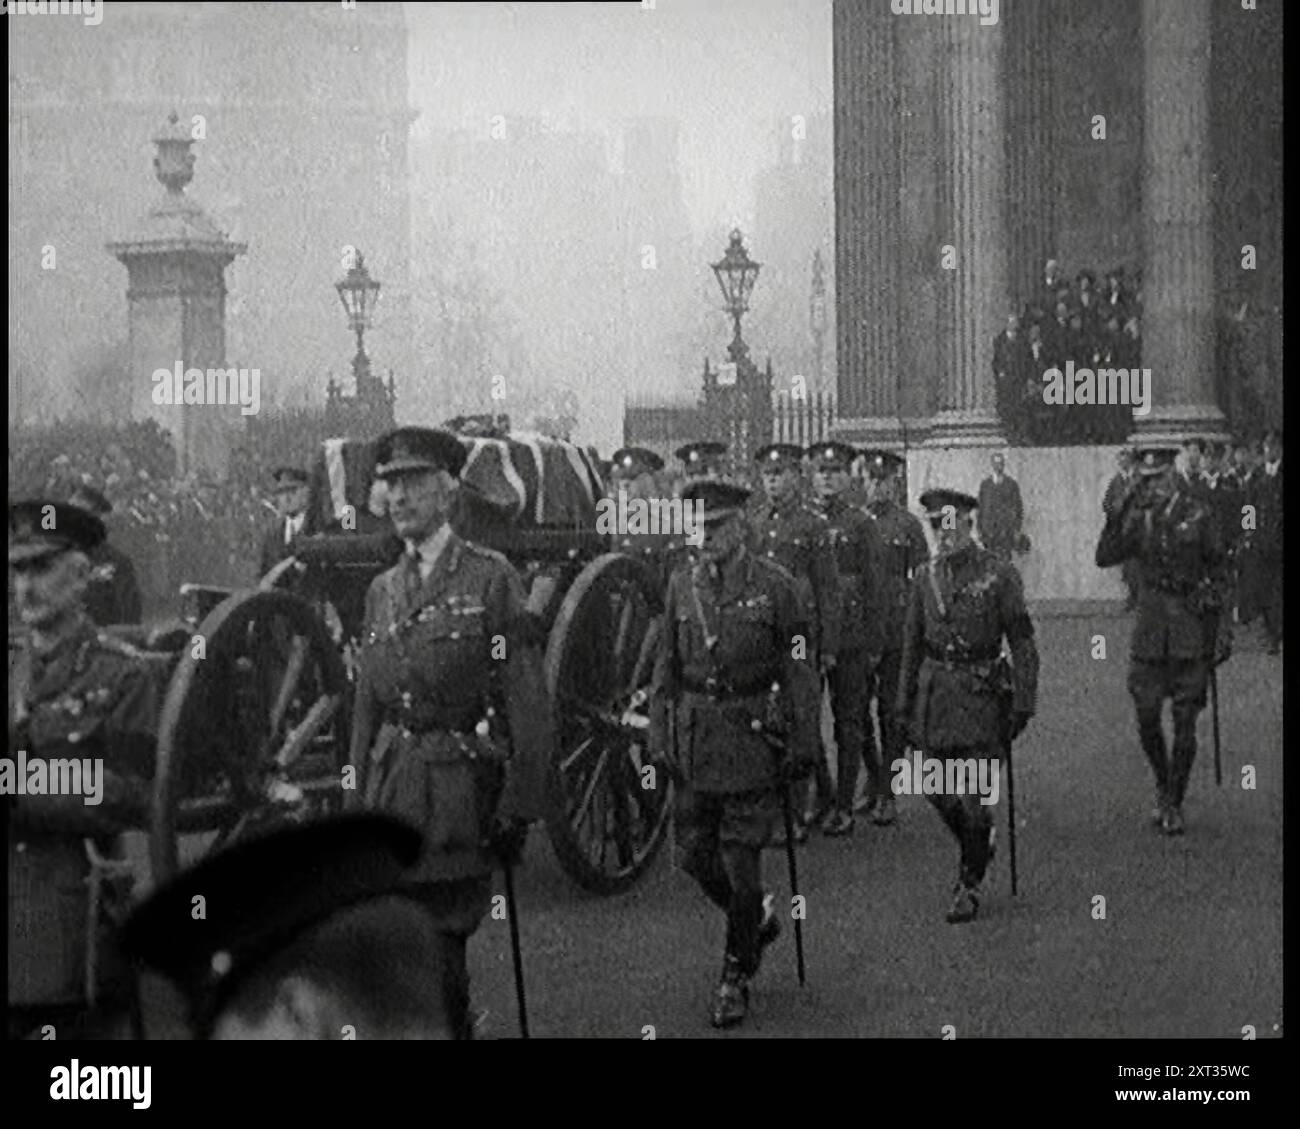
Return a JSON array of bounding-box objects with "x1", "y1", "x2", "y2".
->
[
  {"x1": 859, "y1": 450, "x2": 929, "y2": 824},
  {"x1": 808, "y1": 441, "x2": 886, "y2": 836},
  {"x1": 1095, "y1": 445, "x2": 1227, "y2": 835},
  {"x1": 8, "y1": 499, "x2": 166, "y2": 1040},
  {"x1": 650, "y1": 479, "x2": 821, "y2": 1029},
  {"x1": 346, "y1": 427, "x2": 551, "y2": 1039},
  {"x1": 897, "y1": 488, "x2": 1038, "y2": 924}
]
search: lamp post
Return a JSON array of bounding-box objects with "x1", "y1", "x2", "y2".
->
[
  {"x1": 335, "y1": 251, "x2": 382, "y2": 401},
  {"x1": 711, "y1": 228, "x2": 762, "y2": 364}
]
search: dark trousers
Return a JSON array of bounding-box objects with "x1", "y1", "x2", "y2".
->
[
  {"x1": 1259, "y1": 555, "x2": 1283, "y2": 644},
  {"x1": 676, "y1": 787, "x2": 779, "y2": 975},
  {"x1": 925, "y1": 747, "x2": 1000, "y2": 888},
  {"x1": 826, "y1": 647, "x2": 874, "y2": 812},
  {"x1": 1128, "y1": 658, "x2": 1208, "y2": 807},
  {"x1": 866, "y1": 647, "x2": 904, "y2": 798}
]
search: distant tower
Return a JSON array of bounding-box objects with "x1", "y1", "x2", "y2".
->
[
  {"x1": 810, "y1": 249, "x2": 827, "y2": 391},
  {"x1": 107, "y1": 111, "x2": 247, "y2": 479}
]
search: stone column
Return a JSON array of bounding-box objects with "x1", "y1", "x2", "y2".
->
[
  {"x1": 926, "y1": 16, "x2": 1008, "y2": 449},
  {"x1": 1003, "y1": 0, "x2": 1057, "y2": 314},
  {"x1": 831, "y1": 0, "x2": 901, "y2": 445},
  {"x1": 1133, "y1": 0, "x2": 1227, "y2": 440},
  {"x1": 107, "y1": 112, "x2": 247, "y2": 480}
]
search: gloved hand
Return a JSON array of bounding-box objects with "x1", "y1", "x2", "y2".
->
[
  {"x1": 485, "y1": 816, "x2": 531, "y2": 868},
  {"x1": 1006, "y1": 709, "x2": 1033, "y2": 742},
  {"x1": 778, "y1": 756, "x2": 816, "y2": 786}
]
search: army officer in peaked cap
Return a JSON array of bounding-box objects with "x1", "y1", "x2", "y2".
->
[
  {"x1": 651, "y1": 478, "x2": 821, "y2": 1028},
  {"x1": 120, "y1": 814, "x2": 460, "y2": 1039},
  {"x1": 1095, "y1": 445, "x2": 1227, "y2": 835},
  {"x1": 8, "y1": 499, "x2": 166, "y2": 1040},
  {"x1": 897, "y1": 487, "x2": 1038, "y2": 924},
  {"x1": 345, "y1": 427, "x2": 552, "y2": 1039},
  {"x1": 676, "y1": 441, "x2": 728, "y2": 481}
]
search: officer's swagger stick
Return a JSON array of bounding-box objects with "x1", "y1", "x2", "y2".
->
[{"x1": 753, "y1": 684, "x2": 806, "y2": 987}]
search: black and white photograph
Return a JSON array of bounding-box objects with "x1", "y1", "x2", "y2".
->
[{"x1": 6, "y1": 0, "x2": 1284, "y2": 1095}]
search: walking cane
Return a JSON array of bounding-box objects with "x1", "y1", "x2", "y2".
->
[
  {"x1": 753, "y1": 697, "x2": 806, "y2": 987},
  {"x1": 502, "y1": 861, "x2": 529, "y2": 1038},
  {"x1": 1004, "y1": 744, "x2": 1018, "y2": 897}
]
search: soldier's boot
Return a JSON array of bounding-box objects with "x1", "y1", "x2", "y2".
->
[
  {"x1": 820, "y1": 809, "x2": 855, "y2": 837},
  {"x1": 945, "y1": 882, "x2": 980, "y2": 924},
  {"x1": 710, "y1": 956, "x2": 750, "y2": 1029},
  {"x1": 737, "y1": 892, "x2": 782, "y2": 979},
  {"x1": 1138, "y1": 721, "x2": 1170, "y2": 827},
  {"x1": 872, "y1": 795, "x2": 898, "y2": 826}
]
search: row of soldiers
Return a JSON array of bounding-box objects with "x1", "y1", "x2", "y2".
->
[{"x1": 8, "y1": 425, "x2": 1231, "y2": 1038}]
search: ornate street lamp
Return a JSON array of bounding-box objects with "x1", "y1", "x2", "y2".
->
[
  {"x1": 711, "y1": 228, "x2": 761, "y2": 363},
  {"x1": 335, "y1": 251, "x2": 382, "y2": 396}
]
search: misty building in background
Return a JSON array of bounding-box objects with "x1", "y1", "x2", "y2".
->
[
  {"x1": 9, "y1": 1, "x2": 413, "y2": 428},
  {"x1": 751, "y1": 112, "x2": 835, "y2": 396}
]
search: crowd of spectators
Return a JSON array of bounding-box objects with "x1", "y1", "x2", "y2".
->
[
  {"x1": 993, "y1": 258, "x2": 1142, "y2": 446},
  {"x1": 9, "y1": 418, "x2": 282, "y2": 619}
]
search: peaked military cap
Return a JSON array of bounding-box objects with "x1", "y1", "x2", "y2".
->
[
  {"x1": 754, "y1": 443, "x2": 805, "y2": 467},
  {"x1": 1134, "y1": 446, "x2": 1179, "y2": 476},
  {"x1": 861, "y1": 450, "x2": 905, "y2": 479},
  {"x1": 9, "y1": 499, "x2": 106, "y2": 564},
  {"x1": 675, "y1": 440, "x2": 727, "y2": 467},
  {"x1": 919, "y1": 487, "x2": 979, "y2": 514},
  {"x1": 680, "y1": 478, "x2": 752, "y2": 524},
  {"x1": 611, "y1": 447, "x2": 664, "y2": 475},
  {"x1": 374, "y1": 427, "x2": 467, "y2": 480},
  {"x1": 270, "y1": 465, "x2": 310, "y2": 488},
  {"x1": 68, "y1": 483, "x2": 113, "y2": 516},
  {"x1": 808, "y1": 441, "x2": 858, "y2": 468},
  {"x1": 120, "y1": 814, "x2": 424, "y2": 1035}
]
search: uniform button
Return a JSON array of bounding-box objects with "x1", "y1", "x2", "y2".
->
[
  {"x1": 68, "y1": 732, "x2": 81, "y2": 744},
  {"x1": 451, "y1": 631, "x2": 460, "y2": 640},
  {"x1": 767, "y1": 551, "x2": 775, "y2": 558},
  {"x1": 16, "y1": 842, "x2": 26, "y2": 854}
]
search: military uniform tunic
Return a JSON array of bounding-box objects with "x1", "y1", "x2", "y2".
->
[
  {"x1": 347, "y1": 530, "x2": 550, "y2": 931},
  {"x1": 745, "y1": 501, "x2": 840, "y2": 660},
  {"x1": 1095, "y1": 477, "x2": 1226, "y2": 807},
  {"x1": 897, "y1": 544, "x2": 1038, "y2": 754},
  {"x1": 8, "y1": 616, "x2": 165, "y2": 1013},
  {"x1": 864, "y1": 499, "x2": 931, "y2": 789}
]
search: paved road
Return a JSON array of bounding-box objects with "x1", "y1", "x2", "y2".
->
[{"x1": 469, "y1": 614, "x2": 1283, "y2": 1038}]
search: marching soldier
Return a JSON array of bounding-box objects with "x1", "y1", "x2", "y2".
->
[
  {"x1": 897, "y1": 489, "x2": 1038, "y2": 923},
  {"x1": 1095, "y1": 446, "x2": 1228, "y2": 834},
  {"x1": 259, "y1": 465, "x2": 311, "y2": 577},
  {"x1": 747, "y1": 444, "x2": 840, "y2": 835},
  {"x1": 8, "y1": 499, "x2": 167, "y2": 1039},
  {"x1": 650, "y1": 479, "x2": 821, "y2": 1028},
  {"x1": 808, "y1": 441, "x2": 886, "y2": 836},
  {"x1": 67, "y1": 484, "x2": 143, "y2": 627},
  {"x1": 859, "y1": 451, "x2": 929, "y2": 824},
  {"x1": 676, "y1": 440, "x2": 728, "y2": 481},
  {"x1": 346, "y1": 427, "x2": 551, "y2": 1040}
]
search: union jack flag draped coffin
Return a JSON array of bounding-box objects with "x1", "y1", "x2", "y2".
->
[{"x1": 305, "y1": 430, "x2": 604, "y2": 536}]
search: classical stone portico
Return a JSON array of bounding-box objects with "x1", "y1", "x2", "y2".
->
[{"x1": 832, "y1": 0, "x2": 1279, "y2": 603}]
